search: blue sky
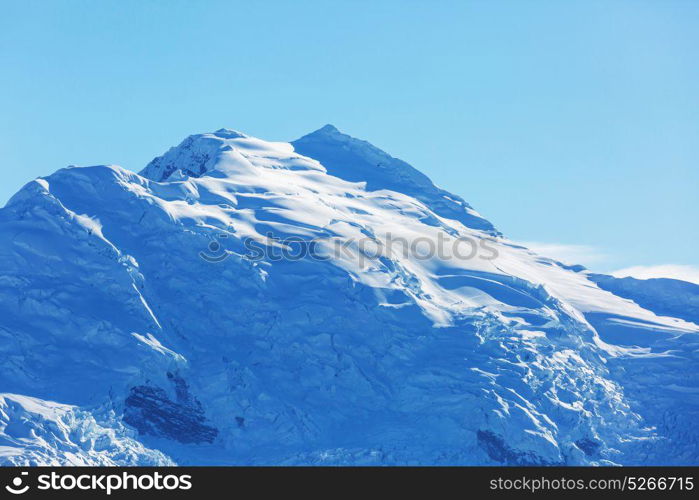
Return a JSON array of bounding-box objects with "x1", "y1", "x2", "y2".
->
[{"x1": 1, "y1": 0, "x2": 697, "y2": 277}]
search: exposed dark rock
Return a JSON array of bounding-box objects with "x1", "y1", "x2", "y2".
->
[
  {"x1": 123, "y1": 373, "x2": 218, "y2": 444},
  {"x1": 477, "y1": 430, "x2": 560, "y2": 465},
  {"x1": 575, "y1": 438, "x2": 601, "y2": 457}
]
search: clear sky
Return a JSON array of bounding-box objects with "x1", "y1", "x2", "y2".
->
[{"x1": 1, "y1": 0, "x2": 697, "y2": 278}]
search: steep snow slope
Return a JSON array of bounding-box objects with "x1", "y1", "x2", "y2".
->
[
  {"x1": 589, "y1": 274, "x2": 699, "y2": 325},
  {"x1": 292, "y1": 125, "x2": 500, "y2": 236},
  {"x1": 0, "y1": 126, "x2": 697, "y2": 465}
]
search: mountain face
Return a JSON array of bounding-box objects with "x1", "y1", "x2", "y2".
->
[{"x1": 1, "y1": 126, "x2": 697, "y2": 465}]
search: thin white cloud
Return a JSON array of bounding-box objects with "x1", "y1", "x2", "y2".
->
[
  {"x1": 516, "y1": 241, "x2": 699, "y2": 285},
  {"x1": 611, "y1": 265, "x2": 699, "y2": 285},
  {"x1": 518, "y1": 241, "x2": 609, "y2": 268}
]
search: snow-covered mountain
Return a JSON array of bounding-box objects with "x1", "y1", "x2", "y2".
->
[{"x1": 1, "y1": 126, "x2": 697, "y2": 465}]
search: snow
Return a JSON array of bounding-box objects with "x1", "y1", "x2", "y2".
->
[
  {"x1": 612, "y1": 264, "x2": 699, "y2": 285},
  {"x1": 0, "y1": 394, "x2": 172, "y2": 465},
  {"x1": 0, "y1": 125, "x2": 697, "y2": 465}
]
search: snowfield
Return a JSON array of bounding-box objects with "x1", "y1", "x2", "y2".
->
[{"x1": 0, "y1": 125, "x2": 697, "y2": 465}]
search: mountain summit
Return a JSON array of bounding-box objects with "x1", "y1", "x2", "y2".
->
[
  {"x1": 0, "y1": 126, "x2": 697, "y2": 465},
  {"x1": 292, "y1": 125, "x2": 499, "y2": 235}
]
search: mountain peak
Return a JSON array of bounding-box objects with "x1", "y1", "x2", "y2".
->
[
  {"x1": 292, "y1": 127, "x2": 500, "y2": 235},
  {"x1": 316, "y1": 123, "x2": 341, "y2": 135},
  {"x1": 137, "y1": 125, "x2": 498, "y2": 235},
  {"x1": 296, "y1": 124, "x2": 344, "y2": 142},
  {"x1": 212, "y1": 128, "x2": 247, "y2": 139}
]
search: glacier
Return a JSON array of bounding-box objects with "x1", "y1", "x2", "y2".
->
[{"x1": 0, "y1": 125, "x2": 697, "y2": 465}]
